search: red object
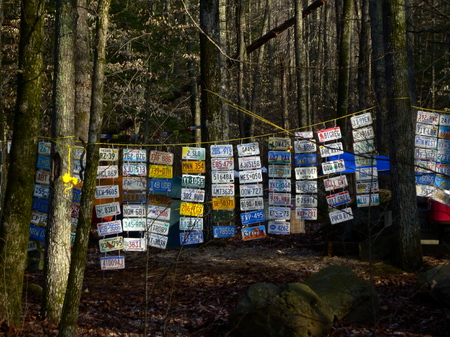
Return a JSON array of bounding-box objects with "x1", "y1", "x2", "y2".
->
[{"x1": 429, "y1": 200, "x2": 450, "y2": 223}]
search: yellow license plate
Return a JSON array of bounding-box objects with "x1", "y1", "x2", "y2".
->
[
  {"x1": 212, "y1": 197, "x2": 235, "y2": 210},
  {"x1": 181, "y1": 161, "x2": 206, "y2": 174},
  {"x1": 149, "y1": 165, "x2": 173, "y2": 179},
  {"x1": 180, "y1": 202, "x2": 204, "y2": 217}
]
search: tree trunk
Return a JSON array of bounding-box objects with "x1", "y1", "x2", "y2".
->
[
  {"x1": 59, "y1": 0, "x2": 111, "y2": 335},
  {"x1": 237, "y1": 0, "x2": 250, "y2": 138},
  {"x1": 384, "y1": 0, "x2": 423, "y2": 271},
  {"x1": 357, "y1": 0, "x2": 370, "y2": 110},
  {"x1": 0, "y1": 0, "x2": 44, "y2": 326}
]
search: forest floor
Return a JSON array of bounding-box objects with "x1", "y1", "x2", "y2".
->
[{"x1": 5, "y1": 229, "x2": 450, "y2": 337}]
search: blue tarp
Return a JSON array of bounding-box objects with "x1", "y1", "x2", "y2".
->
[{"x1": 328, "y1": 152, "x2": 390, "y2": 174}]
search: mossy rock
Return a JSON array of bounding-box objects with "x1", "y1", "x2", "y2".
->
[{"x1": 419, "y1": 264, "x2": 450, "y2": 307}]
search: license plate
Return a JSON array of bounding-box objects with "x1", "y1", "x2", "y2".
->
[
  {"x1": 352, "y1": 126, "x2": 375, "y2": 142},
  {"x1": 322, "y1": 159, "x2": 346, "y2": 175},
  {"x1": 31, "y1": 211, "x2": 48, "y2": 226},
  {"x1": 123, "y1": 204, "x2": 146, "y2": 218},
  {"x1": 38, "y1": 142, "x2": 51, "y2": 155},
  {"x1": 123, "y1": 149, "x2": 146, "y2": 162},
  {"x1": 122, "y1": 218, "x2": 146, "y2": 231},
  {"x1": 440, "y1": 114, "x2": 450, "y2": 126},
  {"x1": 212, "y1": 197, "x2": 235, "y2": 210},
  {"x1": 211, "y1": 170, "x2": 234, "y2": 184},
  {"x1": 355, "y1": 155, "x2": 377, "y2": 167},
  {"x1": 239, "y1": 169, "x2": 263, "y2": 183},
  {"x1": 294, "y1": 154, "x2": 317, "y2": 167},
  {"x1": 71, "y1": 217, "x2": 78, "y2": 229},
  {"x1": 294, "y1": 140, "x2": 316, "y2": 153},
  {"x1": 417, "y1": 110, "x2": 439, "y2": 125},
  {"x1": 179, "y1": 217, "x2": 204, "y2": 230},
  {"x1": 319, "y1": 142, "x2": 344, "y2": 158},
  {"x1": 182, "y1": 147, "x2": 205, "y2": 160},
  {"x1": 148, "y1": 195, "x2": 171, "y2": 206},
  {"x1": 97, "y1": 165, "x2": 119, "y2": 179},
  {"x1": 99, "y1": 148, "x2": 119, "y2": 161},
  {"x1": 241, "y1": 225, "x2": 266, "y2": 241},
  {"x1": 268, "y1": 179, "x2": 291, "y2": 192},
  {"x1": 29, "y1": 224, "x2": 46, "y2": 242},
  {"x1": 148, "y1": 179, "x2": 172, "y2": 193},
  {"x1": 35, "y1": 170, "x2": 50, "y2": 185},
  {"x1": 355, "y1": 167, "x2": 378, "y2": 181},
  {"x1": 97, "y1": 220, "x2": 122, "y2": 236},
  {"x1": 268, "y1": 137, "x2": 291, "y2": 150},
  {"x1": 123, "y1": 163, "x2": 147, "y2": 176},
  {"x1": 148, "y1": 219, "x2": 170, "y2": 235},
  {"x1": 148, "y1": 233, "x2": 168, "y2": 249},
  {"x1": 149, "y1": 150, "x2": 174, "y2": 165},
  {"x1": 416, "y1": 184, "x2": 435, "y2": 197},
  {"x1": 73, "y1": 147, "x2": 84, "y2": 160},
  {"x1": 416, "y1": 123, "x2": 438, "y2": 137},
  {"x1": 329, "y1": 207, "x2": 353, "y2": 224},
  {"x1": 438, "y1": 126, "x2": 450, "y2": 139},
  {"x1": 294, "y1": 131, "x2": 314, "y2": 139},
  {"x1": 268, "y1": 220, "x2": 290, "y2": 235},
  {"x1": 211, "y1": 184, "x2": 235, "y2": 197},
  {"x1": 72, "y1": 160, "x2": 85, "y2": 175},
  {"x1": 213, "y1": 210, "x2": 235, "y2": 222},
  {"x1": 324, "y1": 175, "x2": 348, "y2": 191},
  {"x1": 356, "y1": 180, "x2": 379, "y2": 193},
  {"x1": 434, "y1": 175, "x2": 450, "y2": 189},
  {"x1": 353, "y1": 140, "x2": 375, "y2": 154},
  {"x1": 32, "y1": 197, "x2": 49, "y2": 213},
  {"x1": 296, "y1": 180, "x2": 317, "y2": 194},
  {"x1": 211, "y1": 158, "x2": 234, "y2": 170},
  {"x1": 34, "y1": 184, "x2": 50, "y2": 199},
  {"x1": 72, "y1": 188, "x2": 82, "y2": 203},
  {"x1": 415, "y1": 160, "x2": 435, "y2": 173},
  {"x1": 240, "y1": 184, "x2": 263, "y2": 197},
  {"x1": 148, "y1": 165, "x2": 173, "y2": 179},
  {"x1": 36, "y1": 155, "x2": 51, "y2": 170},
  {"x1": 100, "y1": 256, "x2": 125, "y2": 270},
  {"x1": 180, "y1": 231, "x2": 204, "y2": 245},
  {"x1": 294, "y1": 167, "x2": 317, "y2": 180},
  {"x1": 95, "y1": 201, "x2": 121, "y2": 218},
  {"x1": 240, "y1": 210, "x2": 265, "y2": 226},
  {"x1": 28, "y1": 241, "x2": 38, "y2": 251},
  {"x1": 123, "y1": 238, "x2": 147, "y2": 252},
  {"x1": 326, "y1": 191, "x2": 351, "y2": 207},
  {"x1": 295, "y1": 194, "x2": 317, "y2": 208},
  {"x1": 123, "y1": 177, "x2": 147, "y2": 191},
  {"x1": 238, "y1": 156, "x2": 261, "y2": 170},
  {"x1": 268, "y1": 206, "x2": 291, "y2": 220},
  {"x1": 147, "y1": 205, "x2": 171, "y2": 220},
  {"x1": 240, "y1": 197, "x2": 264, "y2": 211},
  {"x1": 415, "y1": 135, "x2": 437, "y2": 149},
  {"x1": 236, "y1": 142, "x2": 260, "y2": 157},
  {"x1": 351, "y1": 112, "x2": 373, "y2": 128},
  {"x1": 95, "y1": 185, "x2": 120, "y2": 199},
  {"x1": 181, "y1": 188, "x2": 206, "y2": 202},
  {"x1": 317, "y1": 126, "x2": 342, "y2": 143},
  {"x1": 415, "y1": 174, "x2": 435, "y2": 186},
  {"x1": 295, "y1": 208, "x2": 317, "y2": 220},
  {"x1": 99, "y1": 236, "x2": 123, "y2": 252},
  {"x1": 213, "y1": 225, "x2": 236, "y2": 238},
  {"x1": 182, "y1": 161, "x2": 206, "y2": 174},
  {"x1": 210, "y1": 144, "x2": 233, "y2": 157},
  {"x1": 179, "y1": 202, "x2": 204, "y2": 217},
  {"x1": 435, "y1": 163, "x2": 450, "y2": 175},
  {"x1": 182, "y1": 174, "x2": 206, "y2": 188},
  {"x1": 356, "y1": 194, "x2": 380, "y2": 207},
  {"x1": 268, "y1": 165, "x2": 291, "y2": 178},
  {"x1": 269, "y1": 193, "x2": 291, "y2": 206},
  {"x1": 268, "y1": 151, "x2": 291, "y2": 164},
  {"x1": 71, "y1": 203, "x2": 81, "y2": 218},
  {"x1": 438, "y1": 138, "x2": 450, "y2": 152}
]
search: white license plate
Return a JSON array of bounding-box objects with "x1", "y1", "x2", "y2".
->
[
  {"x1": 97, "y1": 220, "x2": 122, "y2": 236},
  {"x1": 269, "y1": 193, "x2": 291, "y2": 206},
  {"x1": 268, "y1": 151, "x2": 291, "y2": 164},
  {"x1": 148, "y1": 233, "x2": 168, "y2": 249},
  {"x1": 147, "y1": 219, "x2": 170, "y2": 235},
  {"x1": 38, "y1": 141, "x2": 51, "y2": 155},
  {"x1": 211, "y1": 184, "x2": 235, "y2": 197},
  {"x1": 181, "y1": 188, "x2": 206, "y2": 202},
  {"x1": 355, "y1": 167, "x2": 378, "y2": 181},
  {"x1": 268, "y1": 220, "x2": 290, "y2": 235},
  {"x1": 182, "y1": 174, "x2": 206, "y2": 188},
  {"x1": 294, "y1": 167, "x2": 317, "y2": 180},
  {"x1": 99, "y1": 236, "x2": 123, "y2": 252},
  {"x1": 356, "y1": 180, "x2": 379, "y2": 193},
  {"x1": 326, "y1": 191, "x2": 351, "y2": 207},
  {"x1": 416, "y1": 184, "x2": 435, "y2": 197},
  {"x1": 355, "y1": 155, "x2": 377, "y2": 167},
  {"x1": 319, "y1": 142, "x2": 344, "y2": 158},
  {"x1": 122, "y1": 218, "x2": 146, "y2": 231},
  {"x1": 440, "y1": 114, "x2": 450, "y2": 126},
  {"x1": 182, "y1": 147, "x2": 205, "y2": 160},
  {"x1": 211, "y1": 170, "x2": 234, "y2": 183},
  {"x1": 123, "y1": 237, "x2": 147, "y2": 252},
  {"x1": 238, "y1": 156, "x2": 261, "y2": 170},
  {"x1": 35, "y1": 170, "x2": 50, "y2": 185},
  {"x1": 294, "y1": 131, "x2": 314, "y2": 139},
  {"x1": 210, "y1": 144, "x2": 233, "y2": 157},
  {"x1": 34, "y1": 184, "x2": 50, "y2": 199},
  {"x1": 72, "y1": 147, "x2": 84, "y2": 160},
  {"x1": 31, "y1": 211, "x2": 47, "y2": 226},
  {"x1": 317, "y1": 126, "x2": 341, "y2": 143},
  {"x1": 100, "y1": 256, "x2": 125, "y2": 270},
  {"x1": 415, "y1": 160, "x2": 436, "y2": 173},
  {"x1": 149, "y1": 150, "x2": 174, "y2": 165},
  {"x1": 268, "y1": 179, "x2": 291, "y2": 192},
  {"x1": 322, "y1": 159, "x2": 346, "y2": 175},
  {"x1": 179, "y1": 217, "x2": 204, "y2": 230},
  {"x1": 123, "y1": 163, "x2": 147, "y2": 176},
  {"x1": 435, "y1": 163, "x2": 450, "y2": 175},
  {"x1": 438, "y1": 138, "x2": 450, "y2": 152},
  {"x1": 240, "y1": 184, "x2": 263, "y2": 197},
  {"x1": 268, "y1": 165, "x2": 291, "y2": 178},
  {"x1": 147, "y1": 205, "x2": 171, "y2": 220},
  {"x1": 352, "y1": 126, "x2": 375, "y2": 142},
  {"x1": 415, "y1": 135, "x2": 437, "y2": 149},
  {"x1": 99, "y1": 148, "x2": 119, "y2": 161},
  {"x1": 356, "y1": 194, "x2": 380, "y2": 207},
  {"x1": 123, "y1": 204, "x2": 146, "y2": 218},
  {"x1": 294, "y1": 140, "x2": 316, "y2": 153},
  {"x1": 95, "y1": 185, "x2": 120, "y2": 199},
  {"x1": 417, "y1": 110, "x2": 439, "y2": 125},
  {"x1": 351, "y1": 112, "x2": 373, "y2": 128},
  {"x1": 296, "y1": 180, "x2": 317, "y2": 194},
  {"x1": 122, "y1": 177, "x2": 147, "y2": 191},
  {"x1": 123, "y1": 149, "x2": 146, "y2": 162},
  {"x1": 353, "y1": 140, "x2": 375, "y2": 154},
  {"x1": 295, "y1": 208, "x2": 318, "y2": 220},
  {"x1": 236, "y1": 142, "x2": 260, "y2": 156},
  {"x1": 324, "y1": 175, "x2": 348, "y2": 191},
  {"x1": 211, "y1": 158, "x2": 234, "y2": 170},
  {"x1": 268, "y1": 137, "x2": 291, "y2": 150},
  {"x1": 295, "y1": 194, "x2": 317, "y2": 208},
  {"x1": 416, "y1": 123, "x2": 438, "y2": 137},
  {"x1": 97, "y1": 165, "x2": 119, "y2": 179},
  {"x1": 240, "y1": 197, "x2": 264, "y2": 211},
  {"x1": 268, "y1": 206, "x2": 291, "y2": 220},
  {"x1": 239, "y1": 169, "x2": 263, "y2": 183},
  {"x1": 329, "y1": 207, "x2": 354, "y2": 224},
  {"x1": 437, "y1": 150, "x2": 450, "y2": 163}
]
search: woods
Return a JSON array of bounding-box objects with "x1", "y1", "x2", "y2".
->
[{"x1": 0, "y1": 0, "x2": 449, "y2": 335}]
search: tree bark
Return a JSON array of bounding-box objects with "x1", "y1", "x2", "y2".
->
[{"x1": 0, "y1": 0, "x2": 44, "y2": 326}]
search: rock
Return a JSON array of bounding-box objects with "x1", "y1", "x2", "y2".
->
[
  {"x1": 26, "y1": 283, "x2": 43, "y2": 299},
  {"x1": 419, "y1": 264, "x2": 450, "y2": 307},
  {"x1": 229, "y1": 282, "x2": 333, "y2": 337},
  {"x1": 303, "y1": 265, "x2": 379, "y2": 322}
]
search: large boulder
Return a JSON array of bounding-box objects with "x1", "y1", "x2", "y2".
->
[
  {"x1": 229, "y1": 282, "x2": 333, "y2": 337},
  {"x1": 303, "y1": 265, "x2": 379, "y2": 322},
  {"x1": 419, "y1": 264, "x2": 450, "y2": 307}
]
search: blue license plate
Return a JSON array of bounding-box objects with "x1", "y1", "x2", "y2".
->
[
  {"x1": 213, "y1": 225, "x2": 236, "y2": 238},
  {"x1": 294, "y1": 153, "x2": 317, "y2": 167},
  {"x1": 29, "y1": 224, "x2": 46, "y2": 242},
  {"x1": 240, "y1": 210, "x2": 265, "y2": 226},
  {"x1": 180, "y1": 231, "x2": 204, "y2": 245},
  {"x1": 148, "y1": 178, "x2": 172, "y2": 193},
  {"x1": 32, "y1": 197, "x2": 49, "y2": 213}
]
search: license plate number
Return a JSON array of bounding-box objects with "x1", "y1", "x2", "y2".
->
[
  {"x1": 123, "y1": 218, "x2": 146, "y2": 231},
  {"x1": 240, "y1": 197, "x2": 264, "y2": 211},
  {"x1": 295, "y1": 208, "x2": 317, "y2": 220},
  {"x1": 149, "y1": 150, "x2": 174, "y2": 165},
  {"x1": 210, "y1": 144, "x2": 233, "y2": 157},
  {"x1": 35, "y1": 170, "x2": 50, "y2": 184},
  {"x1": 123, "y1": 204, "x2": 146, "y2": 217},
  {"x1": 239, "y1": 184, "x2": 263, "y2": 197},
  {"x1": 295, "y1": 180, "x2": 317, "y2": 194},
  {"x1": 238, "y1": 156, "x2": 261, "y2": 170},
  {"x1": 241, "y1": 225, "x2": 266, "y2": 241},
  {"x1": 351, "y1": 112, "x2": 373, "y2": 128},
  {"x1": 97, "y1": 220, "x2": 122, "y2": 236},
  {"x1": 211, "y1": 184, "x2": 235, "y2": 197},
  {"x1": 181, "y1": 188, "x2": 206, "y2": 202},
  {"x1": 148, "y1": 233, "x2": 168, "y2": 249},
  {"x1": 294, "y1": 140, "x2": 316, "y2": 153},
  {"x1": 211, "y1": 158, "x2": 234, "y2": 170},
  {"x1": 212, "y1": 197, "x2": 235, "y2": 210},
  {"x1": 269, "y1": 193, "x2": 291, "y2": 206},
  {"x1": 268, "y1": 151, "x2": 291, "y2": 164},
  {"x1": 329, "y1": 207, "x2": 353, "y2": 224},
  {"x1": 182, "y1": 161, "x2": 206, "y2": 174},
  {"x1": 268, "y1": 179, "x2": 291, "y2": 192},
  {"x1": 324, "y1": 175, "x2": 348, "y2": 191},
  {"x1": 123, "y1": 149, "x2": 146, "y2": 162},
  {"x1": 148, "y1": 179, "x2": 172, "y2": 193},
  {"x1": 182, "y1": 147, "x2": 205, "y2": 160},
  {"x1": 123, "y1": 238, "x2": 147, "y2": 252},
  {"x1": 268, "y1": 165, "x2": 291, "y2": 178},
  {"x1": 294, "y1": 167, "x2": 317, "y2": 180},
  {"x1": 182, "y1": 174, "x2": 206, "y2": 188},
  {"x1": 123, "y1": 177, "x2": 147, "y2": 191},
  {"x1": 179, "y1": 217, "x2": 204, "y2": 230},
  {"x1": 148, "y1": 220, "x2": 170, "y2": 235},
  {"x1": 268, "y1": 206, "x2": 291, "y2": 220},
  {"x1": 123, "y1": 163, "x2": 147, "y2": 176},
  {"x1": 95, "y1": 185, "x2": 120, "y2": 199},
  {"x1": 239, "y1": 169, "x2": 263, "y2": 183},
  {"x1": 319, "y1": 142, "x2": 344, "y2": 158},
  {"x1": 99, "y1": 236, "x2": 123, "y2": 252},
  {"x1": 179, "y1": 202, "x2": 204, "y2": 217},
  {"x1": 100, "y1": 256, "x2": 125, "y2": 270},
  {"x1": 240, "y1": 210, "x2": 265, "y2": 226},
  {"x1": 213, "y1": 225, "x2": 237, "y2": 238},
  {"x1": 97, "y1": 165, "x2": 119, "y2": 179},
  {"x1": 148, "y1": 165, "x2": 173, "y2": 179},
  {"x1": 268, "y1": 220, "x2": 290, "y2": 235},
  {"x1": 34, "y1": 184, "x2": 50, "y2": 199},
  {"x1": 317, "y1": 126, "x2": 342, "y2": 142},
  {"x1": 211, "y1": 170, "x2": 234, "y2": 183},
  {"x1": 295, "y1": 194, "x2": 317, "y2": 207},
  {"x1": 268, "y1": 137, "x2": 291, "y2": 150},
  {"x1": 322, "y1": 159, "x2": 346, "y2": 175},
  {"x1": 237, "y1": 142, "x2": 260, "y2": 156},
  {"x1": 99, "y1": 148, "x2": 119, "y2": 161},
  {"x1": 180, "y1": 231, "x2": 204, "y2": 245},
  {"x1": 326, "y1": 191, "x2": 351, "y2": 207},
  {"x1": 147, "y1": 205, "x2": 171, "y2": 220}
]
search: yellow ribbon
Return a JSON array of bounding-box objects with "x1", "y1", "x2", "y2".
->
[{"x1": 61, "y1": 146, "x2": 79, "y2": 194}]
